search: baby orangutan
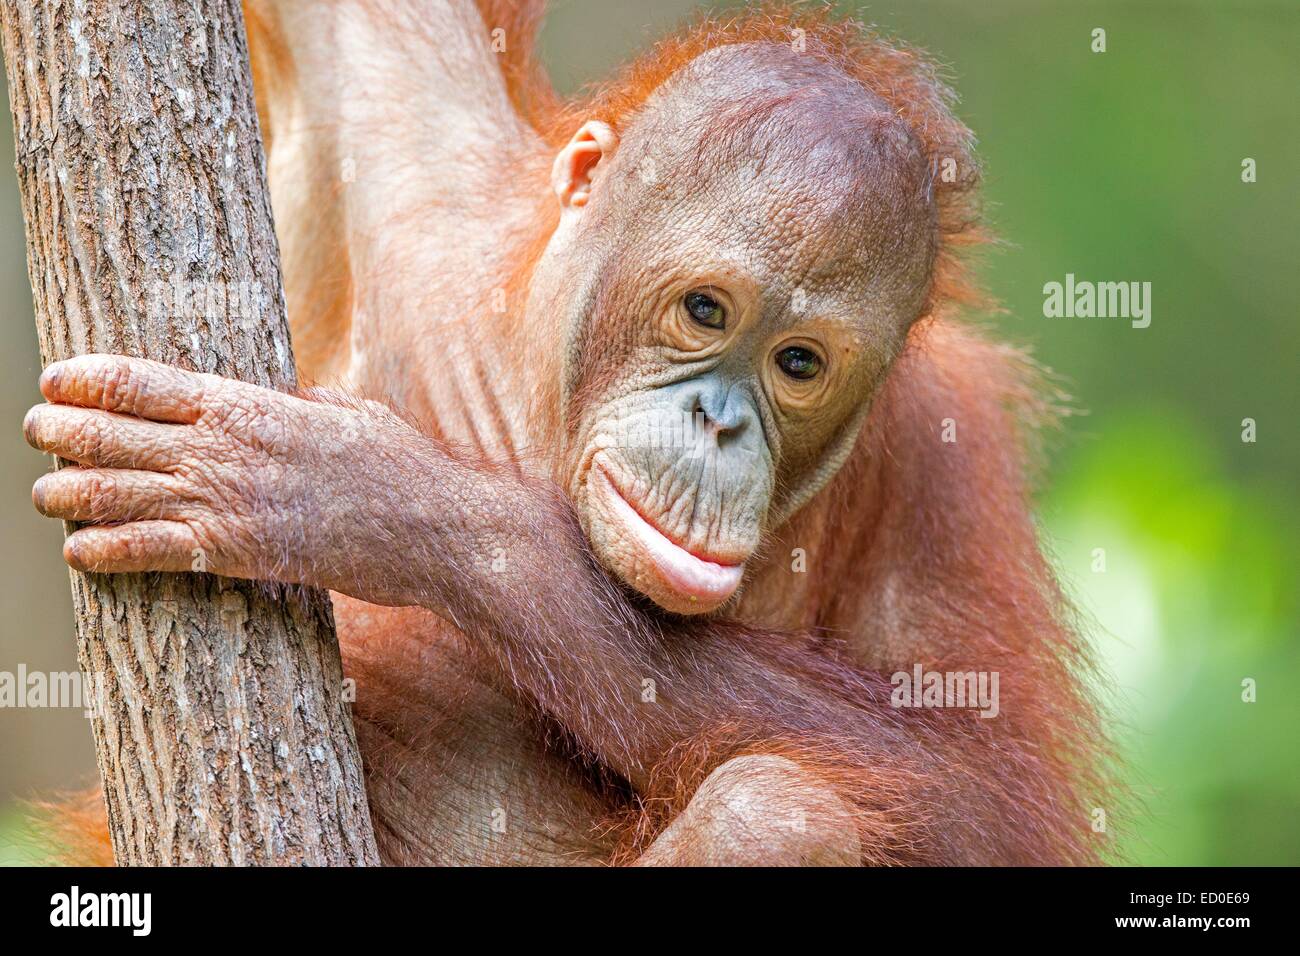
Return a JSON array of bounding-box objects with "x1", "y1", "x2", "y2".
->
[{"x1": 24, "y1": 1, "x2": 1107, "y2": 865}]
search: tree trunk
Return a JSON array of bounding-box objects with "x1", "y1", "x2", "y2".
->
[{"x1": 1, "y1": 0, "x2": 379, "y2": 865}]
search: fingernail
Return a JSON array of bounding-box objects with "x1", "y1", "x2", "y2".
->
[
  {"x1": 63, "y1": 536, "x2": 84, "y2": 572},
  {"x1": 40, "y1": 363, "x2": 61, "y2": 398},
  {"x1": 22, "y1": 407, "x2": 39, "y2": 446},
  {"x1": 31, "y1": 475, "x2": 47, "y2": 514}
]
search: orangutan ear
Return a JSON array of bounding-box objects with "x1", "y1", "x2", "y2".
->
[{"x1": 551, "y1": 121, "x2": 618, "y2": 211}]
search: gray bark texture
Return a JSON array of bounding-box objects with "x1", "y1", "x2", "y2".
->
[{"x1": 1, "y1": 0, "x2": 379, "y2": 865}]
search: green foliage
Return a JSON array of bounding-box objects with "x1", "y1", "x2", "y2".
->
[
  {"x1": 868, "y1": 1, "x2": 1300, "y2": 864},
  {"x1": 1048, "y1": 413, "x2": 1299, "y2": 864},
  {"x1": 0, "y1": 806, "x2": 38, "y2": 866},
  {"x1": 0, "y1": 0, "x2": 1291, "y2": 867}
]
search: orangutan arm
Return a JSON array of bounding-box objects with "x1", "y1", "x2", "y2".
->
[{"x1": 24, "y1": 353, "x2": 1053, "y2": 864}]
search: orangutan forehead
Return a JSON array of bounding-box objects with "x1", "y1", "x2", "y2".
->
[
  {"x1": 615, "y1": 43, "x2": 938, "y2": 282},
  {"x1": 630, "y1": 42, "x2": 931, "y2": 187}
]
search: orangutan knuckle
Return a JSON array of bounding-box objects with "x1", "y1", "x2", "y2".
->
[
  {"x1": 80, "y1": 470, "x2": 116, "y2": 507},
  {"x1": 110, "y1": 527, "x2": 145, "y2": 563},
  {"x1": 184, "y1": 517, "x2": 222, "y2": 556},
  {"x1": 215, "y1": 391, "x2": 287, "y2": 454},
  {"x1": 74, "y1": 414, "x2": 109, "y2": 459},
  {"x1": 702, "y1": 756, "x2": 860, "y2": 865},
  {"x1": 96, "y1": 357, "x2": 141, "y2": 412},
  {"x1": 209, "y1": 391, "x2": 250, "y2": 432},
  {"x1": 175, "y1": 458, "x2": 224, "y2": 503},
  {"x1": 251, "y1": 411, "x2": 292, "y2": 457}
]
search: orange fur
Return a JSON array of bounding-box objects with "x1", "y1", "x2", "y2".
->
[
  {"x1": 530, "y1": 3, "x2": 986, "y2": 310},
  {"x1": 25, "y1": 789, "x2": 114, "y2": 867},
  {"x1": 35, "y1": 1, "x2": 1111, "y2": 866}
]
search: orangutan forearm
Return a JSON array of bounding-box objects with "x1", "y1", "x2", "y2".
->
[
  {"x1": 366, "y1": 434, "x2": 946, "y2": 789},
  {"x1": 19, "y1": 352, "x2": 933, "y2": 780},
  {"x1": 379, "y1": 459, "x2": 1010, "y2": 862},
  {"x1": 22, "y1": 355, "x2": 1031, "y2": 861}
]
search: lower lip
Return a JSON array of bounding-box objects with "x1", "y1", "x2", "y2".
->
[{"x1": 592, "y1": 467, "x2": 745, "y2": 605}]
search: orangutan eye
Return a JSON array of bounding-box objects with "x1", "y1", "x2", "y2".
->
[
  {"x1": 683, "y1": 290, "x2": 725, "y2": 329},
  {"x1": 776, "y1": 346, "x2": 821, "y2": 380}
]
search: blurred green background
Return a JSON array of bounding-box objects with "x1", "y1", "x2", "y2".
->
[{"x1": 1, "y1": 0, "x2": 1296, "y2": 864}]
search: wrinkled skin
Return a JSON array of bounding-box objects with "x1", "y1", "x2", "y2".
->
[
  {"x1": 539, "y1": 47, "x2": 935, "y2": 613},
  {"x1": 23, "y1": 351, "x2": 872, "y2": 865},
  {"x1": 23, "y1": 2, "x2": 1098, "y2": 867},
  {"x1": 27, "y1": 47, "x2": 935, "y2": 619},
  {"x1": 23, "y1": 54, "x2": 928, "y2": 861},
  {"x1": 25, "y1": 358, "x2": 414, "y2": 598},
  {"x1": 23, "y1": 28, "x2": 929, "y2": 865}
]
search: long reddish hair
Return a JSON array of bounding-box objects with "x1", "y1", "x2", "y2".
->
[{"x1": 39, "y1": 0, "x2": 1116, "y2": 867}]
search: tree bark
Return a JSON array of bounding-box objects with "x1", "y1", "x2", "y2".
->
[{"x1": 1, "y1": 0, "x2": 379, "y2": 865}]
